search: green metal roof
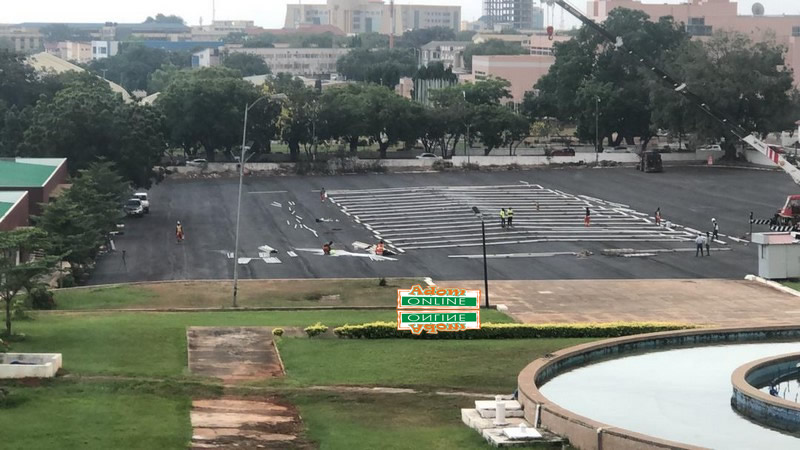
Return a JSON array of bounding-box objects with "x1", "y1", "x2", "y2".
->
[
  {"x1": 0, "y1": 202, "x2": 11, "y2": 219},
  {"x1": 0, "y1": 160, "x2": 58, "y2": 187}
]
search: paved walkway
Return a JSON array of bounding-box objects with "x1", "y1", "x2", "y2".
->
[
  {"x1": 191, "y1": 398, "x2": 312, "y2": 449},
  {"x1": 451, "y1": 279, "x2": 800, "y2": 325},
  {"x1": 187, "y1": 327, "x2": 284, "y2": 383}
]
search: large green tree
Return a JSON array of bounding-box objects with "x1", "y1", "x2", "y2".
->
[
  {"x1": 336, "y1": 48, "x2": 417, "y2": 86},
  {"x1": 157, "y1": 67, "x2": 268, "y2": 161},
  {"x1": 318, "y1": 84, "x2": 367, "y2": 154},
  {"x1": 530, "y1": 9, "x2": 688, "y2": 149},
  {"x1": 222, "y1": 53, "x2": 271, "y2": 77},
  {"x1": 0, "y1": 228, "x2": 55, "y2": 335},
  {"x1": 20, "y1": 73, "x2": 165, "y2": 187},
  {"x1": 397, "y1": 26, "x2": 456, "y2": 48},
  {"x1": 463, "y1": 39, "x2": 528, "y2": 71},
  {"x1": 88, "y1": 44, "x2": 185, "y2": 93},
  {"x1": 651, "y1": 31, "x2": 797, "y2": 151}
]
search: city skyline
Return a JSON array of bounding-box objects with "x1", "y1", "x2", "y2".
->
[{"x1": 3, "y1": 1, "x2": 800, "y2": 31}]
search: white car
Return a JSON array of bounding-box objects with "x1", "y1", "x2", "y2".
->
[
  {"x1": 416, "y1": 153, "x2": 442, "y2": 160},
  {"x1": 604, "y1": 146, "x2": 630, "y2": 153},
  {"x1": 133, "y1": 192, "x2": 150, "y2": 213},
  {"x1": 187, "y1": 158, "x2": 208, "y2": 167},
  {"x1": 700, "y1": 144, "x2": 722, "y2": 151},
  {"x1": 124, "y1": 198, "x2": 144, "y2": 218}
]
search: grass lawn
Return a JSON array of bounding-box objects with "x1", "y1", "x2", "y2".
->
[
  {"x1": 277, "y1": 338, "x2": 592, "y2": 392},
  {"x1": 0, "y1": 381, "x2": 192, "y2": 450},
  {"x1": 291, "y1": 391, "x2": 562, "y2": 450},
  {"x1": 8, "y1": 309, "x2": 512, "y2": 379},
  {"x1": 53, "y1": 278, "x2": 426, "y2": 310}
]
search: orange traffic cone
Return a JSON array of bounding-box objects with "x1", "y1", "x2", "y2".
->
[{"x1": 707, "y1": 155, "x2": 713, "y2": 166}]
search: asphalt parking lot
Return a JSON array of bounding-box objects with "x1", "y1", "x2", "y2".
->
[{"x1": 91, "y1": 165, "x2": 798, "y2": 284}]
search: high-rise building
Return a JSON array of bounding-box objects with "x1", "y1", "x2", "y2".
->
[
  {"x1": 284, "y1": 0, "x2": 461, "y2": 34},
  {"x1": 482, "y1": 0, "x2": 536, "y2": 31}
]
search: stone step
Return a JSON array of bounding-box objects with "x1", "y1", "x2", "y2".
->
[
  {"x1": 475, "y1": 399, "x2": 524, "y2": 419},
  {"x1": 462, "y1": 408, "x2": 528, "y2": 430}
]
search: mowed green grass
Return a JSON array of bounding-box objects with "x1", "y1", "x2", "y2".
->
[
  {"x1": 278, "y1": 338, "x2": 592, "y2": 391},
  {"x1": 0, "y1": 382, "x2": 192, "y2": 450},
  {"x1": 9, "y1": 309, "x2": 513, "y2": 379},
  {"x1": 53, "y1": 278, "x2": 425, "y2": 310},
  {"x1": 291, "y1": 391, "x2": 563, "y2": 450}
]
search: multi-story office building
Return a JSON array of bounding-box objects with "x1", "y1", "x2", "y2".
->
[
  {"x1": 228, "y1": 46, "x2": 351, "y2": 77},
  {"x1": 284, "y1": 0, "x2": 461, "y2": 34},
  {"x1": 482, "y1": 0, "x2": 537, "y2": 31}
]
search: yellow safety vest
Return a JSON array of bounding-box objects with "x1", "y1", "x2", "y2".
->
[
  {"x1": 500, "y1": 210, "x2": 506, "y2": 219},
  {"x1": 507, "y1": 209, "x2": 514, "y2": 217}
]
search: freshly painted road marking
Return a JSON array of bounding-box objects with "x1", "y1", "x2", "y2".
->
[
  {"x1": 328, "y1": 184, "x2": 697, "y2": 251},
  {"x1": 448, "y1": 252, "x2": 577, "y2": 259},
  {"x1": 250, "y1": 191, "x2": 288, "y2": 194},
  {"x1": 287, "y1": 251, "x2": 298, "y2": 257}
]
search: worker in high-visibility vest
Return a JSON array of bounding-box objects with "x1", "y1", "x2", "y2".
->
[
  {"x1": 507, "y1": 207, "x2": 514, "y2": 228},
  {"x1": 499, "y1": 208, "x2": 506, "y2": 228},
  {"x1": 375, "y1": 240, "x2": 385, "y2": 256}
]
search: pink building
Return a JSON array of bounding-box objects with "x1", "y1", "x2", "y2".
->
[
  {"x1": 472, "y1": 54, "x2": 556, "y2": 102},
  {"x1": 587, "y1": 0, "x2": 800, "y2": 85}
]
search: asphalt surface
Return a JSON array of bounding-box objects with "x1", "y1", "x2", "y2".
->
[{"x1": 91, "y1": 165, "x2": 798, "y2": 284}]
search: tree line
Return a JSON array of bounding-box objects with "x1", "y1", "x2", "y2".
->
[{"x1": 525, "y1": 9, "x2": 800, "y2": 152}]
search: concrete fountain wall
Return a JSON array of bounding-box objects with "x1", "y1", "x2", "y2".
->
[
  {"x1": 517, "y1": 325, "x2": 800, "y2": 450},
  {"x1": 0, "y1": 353, "x2": 62, "y2": 378},
  {"x1": 731, "y1": 352, "x2": 800, "y2": 433}
]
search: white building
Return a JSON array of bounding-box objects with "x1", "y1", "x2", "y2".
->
[
  {"x1": 285, "y1": 0, "x2": 460, "y2": 34},
  {"x1": 191, "y1": 20, "x2": 255, "y2": 41},
  {"x1": 192, "y1": 48, "x2": 221, "y2": 68},
  {"x1": 91, "y1": 41, "x2": 119, "y2": 60},
  {"x1": 228, "y1": 47, "x2": 351, "y2": 76},
  {"x1": 420, "y1": 40, "x2": 467, "y2": 72}
]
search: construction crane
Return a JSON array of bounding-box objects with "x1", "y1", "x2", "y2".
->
[
  {"x1": 543, "y1": 0, "x2": 800, "y2": 185},
  {"x1": 389, "y1": 0, "x2": 396, "y2": 49}
]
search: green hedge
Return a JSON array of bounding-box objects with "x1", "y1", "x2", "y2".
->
[
  {"x1": 332, "y1": 321, "x2": 696, "y2": 339},
  {"x1": 304, "y1": 322, "x2": 329, "y2": 337}
]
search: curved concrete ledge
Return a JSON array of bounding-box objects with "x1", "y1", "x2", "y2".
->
[
  {"x1": 731, "y1": 352, "x2": 800, "y2": 433},
  {"x1": 517, "y1": 325, "x2": 800, "y2": 450}
]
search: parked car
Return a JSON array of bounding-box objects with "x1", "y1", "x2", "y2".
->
[
  {"x1": 124, "y1": 198, "x2": 144, "y2": 218},
  {"x1": 415, "y1": 153, "x2": 441, "y2": 159},
  {"x1": 133, "y1": 192, "x2": 150, "y2": 213},
  {"x1": 187, "y1": 158, "x2": 208, "y2": 167},
  {"x1": 549, "y1": 148, "x2": 576, "y2": 157},
  {"x1": 699, "y1": 144, "x2": 722, "y2": 151},
  {"x1": 604, "y1": 146, "x2": 630, "y2": 153}
]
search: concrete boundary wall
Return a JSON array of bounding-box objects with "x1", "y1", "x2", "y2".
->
[
  {"x1": 731, "y1": 352, "x2": 800, "y2": 432},
  {"x1": 168, "y1": 152, "x2": 709, "y2": 174},
  {"x1": 517, "y1": 325, "x2": 800, "y2": 450}
]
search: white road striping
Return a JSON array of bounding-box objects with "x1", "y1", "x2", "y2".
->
[
  {"x1": 250, "y1": 191, "x2": 288, "y2": 194},
  {"x1": 328, "y1": 184, "x2": 698, "y2": 251},
  {"x1": 449, "y1": 252, "x2": 577, "y2": 259}
]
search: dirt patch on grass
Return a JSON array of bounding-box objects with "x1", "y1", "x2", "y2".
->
[{"x1": 191, "y1": 396, "x2": 313, "y2": 449}]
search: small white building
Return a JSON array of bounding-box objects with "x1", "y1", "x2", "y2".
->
[
  {"x1": 192, "y1": 48, "x2": 221, "y2": 68},
  {"x1": 91, "y1": 41, "x2": 119, "y2": 60},
  {"x1": 752, "y1": 232, "x2": 800, "y2": 279}
]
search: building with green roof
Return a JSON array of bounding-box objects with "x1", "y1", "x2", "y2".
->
[
  {"x1": 0, "y1": 191, "x2": 30, "y2": 231},
  {"x1": 0, "y1": 158, "x2": 67, "y2": 217}
]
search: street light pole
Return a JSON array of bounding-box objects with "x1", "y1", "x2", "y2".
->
[
  {"x1": 595, "y1": 97, "x2": 600, "y2": 165},
  {"x1": 472, "y1": 207, "x2": 490, "y2": 309},
  {"x1": 232, "y1": 93, "x2": 286, "y2": 308}
]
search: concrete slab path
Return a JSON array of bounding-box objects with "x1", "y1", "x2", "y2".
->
[{"x1": 187, "y1": 327, "x2": 284, "y2": 383}]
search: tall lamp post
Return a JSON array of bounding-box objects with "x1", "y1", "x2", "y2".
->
[
  {"x1": 471, "y1": 206, "x2": 490, "y2": 308},
  {"x1": 232, "y1": 93, "x2": 287, "y2": 308},
  {"x1": 595, "y1": 97, "x2": 601, "y2": 165}
]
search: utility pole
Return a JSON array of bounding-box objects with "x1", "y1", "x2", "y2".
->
[
  {"x1": 595, "y1": 97, "x2": 600, "y2": 164},
  {"x1": 389, "y1": 0, "x2": 396, "y2": 49}
]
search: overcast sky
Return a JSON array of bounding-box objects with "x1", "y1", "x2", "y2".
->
[{"x1": 5, "y1": 1, "x2": 800, "y2": 29}]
